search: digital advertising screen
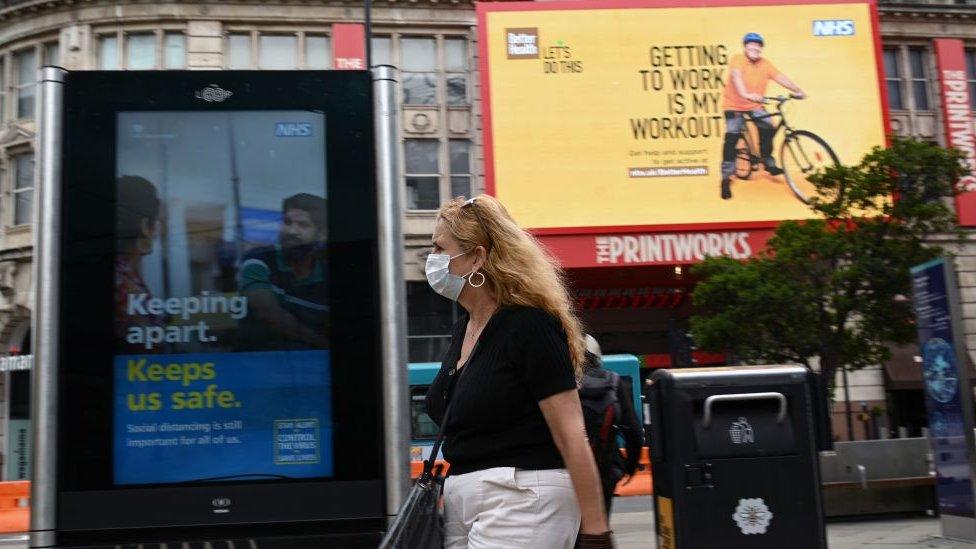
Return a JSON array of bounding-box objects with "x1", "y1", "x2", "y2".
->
[
  {"x1": 57, "y1": 72, "x2": 382, "y2": 534},
  {"x1": 478, "y1": 0, "x2": 888, "y2": 231},
  {"x1": 113, "y1": 111, "x2": 332, "y2": 485}
]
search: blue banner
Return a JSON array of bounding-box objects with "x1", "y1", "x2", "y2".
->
[
  {"x1": 113, "y1": 350, "x2": 332, "y2": 485},
  {"x1": 911, "y1": 258, "x2": 975, "y2": 517}
]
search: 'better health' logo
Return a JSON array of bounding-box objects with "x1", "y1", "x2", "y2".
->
[
  {"x1": 506, "y1": 28, "x2": 539, "y2": 59},
  {"x1": 812, "y1": 20, "x2": 855, "y2": 36}
]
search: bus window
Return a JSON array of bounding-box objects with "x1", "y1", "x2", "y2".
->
[{"x1": 410, "y1": 386, "x2": 438, "y2": 441}]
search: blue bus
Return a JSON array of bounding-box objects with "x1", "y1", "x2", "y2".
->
[{"x1": 408, "y1": 355, "x2": 643, "y2": 478}]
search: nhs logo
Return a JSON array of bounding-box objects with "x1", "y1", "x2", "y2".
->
[
  {"x1": 275, "y1": 122, "x2": 313, "y2": 137},
  {"x1": 813, "y1": 20, "x2": 855, "y2": 36}
]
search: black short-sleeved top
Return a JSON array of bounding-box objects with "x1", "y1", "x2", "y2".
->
[{"x1": 425, "y1": 306, "x2": 578, "y2": 475}]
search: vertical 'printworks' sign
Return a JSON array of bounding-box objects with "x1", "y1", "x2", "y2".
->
[{"x1": 934, "y1": 39, "x2": 976, "y2": 226}]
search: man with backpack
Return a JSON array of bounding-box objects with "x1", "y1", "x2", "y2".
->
[{"x1": 579, "y1": 335, "x2": 645, "y2": 516}]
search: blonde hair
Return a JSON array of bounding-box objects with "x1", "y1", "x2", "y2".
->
[{"x1": 438, "y1": 195, "x2": 586, "y2": 376}]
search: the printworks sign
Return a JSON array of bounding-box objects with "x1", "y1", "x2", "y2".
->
[
  {"x1": 911, "y1": 258, "x2": 976, "y2": 517},
  {"x1": 933, "y1": 39, "x2": 976, "y2": 227},
  {"x1": 536, "y1": 228, "x2": 775, "y2": 268},
  {"x1": 478, "y1": 0, "x2": 887, "y2": 232}
]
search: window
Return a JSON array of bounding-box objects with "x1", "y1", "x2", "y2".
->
[
  {"x1": 406, "y1": 281, "x2": 460, "y2": 363},
  {"x1": 410, "y1": 386, "x2": 438, "y2": 441},
  {"x1": 98, "y1": 32, "x2": 186, "y2": 70},
  {"x1": 404, "y1": 140, "x2": 474, "y2": 209},
  {"x1": 445, "y1": 38, "x2": 468, "y2": 105},
  {"x1": 98, "y1": 35, "x2": 119, "y2": 70},
  {"x1": 227, "y1": 34, "x2": 251, "y2": 69},
  {"x1": 402, "y1": 37, "x2": 437, "y2": 105},
  {"x1": 884, "y1": 48, "x2": 903, "y2": 110},
  {"x1": 259, "y1": 35, "x2": 297, "y2": 70},
  {"x1": 449, "y1": 140, "x2": 471, "y2": 199},
  {"x1": 392, "y1": 34, "x2": 474, "y2": 210},
  {"x1": 967, "y1": 49, "x2": 976, "y2": 110},
  {"x1": 372, "y1": 37, "x2": 391, "y2": 65},
  {"x1": 12, "y1": 153, "x2": 34, "y2": 226},
  {"x1": 228, "y1": 32, "x2": 308, "y2": 69},
  {"x1": 164, "y1": 33, "x2": 186, "y2": 69},
  {"x1": 405, "y1": 139, "x2": 440, "y2": 210},
  {"x1": 14, "y1": 49, "x2": 36, "y2": 119},
  {"x1": 305, "y1": 35, "x2": 331, "y2": 69},
  {"x1": 908, "y1": 48, "x2": 930, "y2": 111},
  {"x1": 127, "y1": 33, "x2": 156, "y2": 70},
  {"x1": 44, "y1": 42, "x2": 60, "y2": 66}
]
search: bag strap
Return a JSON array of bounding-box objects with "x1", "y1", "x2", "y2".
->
[{"x1": 419, "y1": 336, "x2": 483, "y2": 484}]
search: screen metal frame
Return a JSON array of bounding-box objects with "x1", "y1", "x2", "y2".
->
[{"x1": 57, "y1": 70, "x2": 384, "y2": 537}]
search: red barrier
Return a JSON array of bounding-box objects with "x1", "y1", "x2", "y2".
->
[{"x1": 0, "y1": 481, "x2": 29, "y2": 533}]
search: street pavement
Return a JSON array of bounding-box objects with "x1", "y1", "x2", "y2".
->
[
  {"x1": 0, "y1": 501, "x2": 971, "y2": 547},
  {"x1": 611, "y1": 496, "x2": 976, "y2": 548}
]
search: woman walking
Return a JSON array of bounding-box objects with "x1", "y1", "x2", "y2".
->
[{"x1": 425, "y1": 195, "x2": 613, "y2": 549}]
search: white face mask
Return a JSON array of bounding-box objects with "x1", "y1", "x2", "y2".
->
[{"x1": 425, "y1": 251, "x2": 470, "y2": 301}]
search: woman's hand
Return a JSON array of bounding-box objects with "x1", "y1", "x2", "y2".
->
[{"x1": 538, "y1": 389, "x2": 611, "y2": 537}]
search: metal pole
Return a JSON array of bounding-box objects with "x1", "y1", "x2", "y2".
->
[
  {"x1": 365, "y1": 0, "x2": 372, "y2": 68},
  {"x1": 30, "y1": 66, "x2": 67, "y2": 549},
  {"x1": 842, "y1": 365, "x2": 854, "y2": 441},
  {"x1": 372, "y1": 65, "x2": 409, "y2": 516}
]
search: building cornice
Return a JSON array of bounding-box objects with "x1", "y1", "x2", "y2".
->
[
  {"x1": 0, "y1": 0, "x2": 474, "y2": 21},
  {"x1": 879, "y1": 1, "x2": 976, "y2": 19}
]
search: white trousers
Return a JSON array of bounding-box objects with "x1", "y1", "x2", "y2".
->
[{"x1": 443, "y1": 467, "x2": 581, "y2": 549}]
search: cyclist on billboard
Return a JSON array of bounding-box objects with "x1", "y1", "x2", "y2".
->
[
  {"x1": 237, "y1": 193, "x2": 329, "y2": 350},
  {"x1": 720, "y1": 32, "x2": 807, "y2": 200}
]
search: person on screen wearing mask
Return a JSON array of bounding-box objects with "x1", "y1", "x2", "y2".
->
[
  {"x1": 237, "y1": 193, "x2": 329, "y2": 350},
  {"x1": 115, "y1": 175, "x2": 166, "y2": 352},
  {"x1": 424, "y1": 195, "x2": 614, "y2": 549},
  {"x1": 719, "y1": 32, "x2": 807, "y2": 200}
]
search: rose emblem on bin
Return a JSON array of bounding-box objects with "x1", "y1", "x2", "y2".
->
[
  {"x1": 728, "y1": 417, "x2": 754, "y2": 444},
  {"x1": 733, "y1": 498, "x2": 773, "y2": 535},
  {"x1": 922, "y1": 338, "x2": 958, "y2": 404}
]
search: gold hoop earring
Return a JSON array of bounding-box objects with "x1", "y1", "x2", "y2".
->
[{"x1": 469, "y1": 271, "x2": 486, "y2": 288}]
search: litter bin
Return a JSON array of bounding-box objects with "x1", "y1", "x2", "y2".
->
[{"x1": 646, "y1": 365, "x2": 828, "y2": 549}]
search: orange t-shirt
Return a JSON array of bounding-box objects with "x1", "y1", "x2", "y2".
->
[{"x1": 721, "y1": 53, "x2": 780, "y2": 111}]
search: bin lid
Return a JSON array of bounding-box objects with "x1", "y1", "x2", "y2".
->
[{"x1": 652, "y1": 364, "x2": 808, "y2": 386}]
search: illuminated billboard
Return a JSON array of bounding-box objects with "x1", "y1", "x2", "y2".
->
[{"x1": 478, "y1": 0, "x2": 887, "y2": 235}]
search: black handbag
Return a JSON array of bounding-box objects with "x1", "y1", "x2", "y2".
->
[{"x1": 380, "y1": 348, "x2": 473, "y2": 549}]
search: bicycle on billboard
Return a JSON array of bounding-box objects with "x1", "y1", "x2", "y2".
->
[{"x1": 733, "y1": 94, "x2": 840, "y2": 205}]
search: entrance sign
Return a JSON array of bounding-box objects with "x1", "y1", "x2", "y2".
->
[{"x1": 911, "y1": 258, "x2": 976, "y2": 540}]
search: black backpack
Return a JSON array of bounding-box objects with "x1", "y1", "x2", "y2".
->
[{"x1": 579, "y1": 367, "x2": 624, "y2": 483}]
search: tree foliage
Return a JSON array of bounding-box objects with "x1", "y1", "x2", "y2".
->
[{"x1": 690, "y1": 138, "x2": 966, "y2": 387}]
